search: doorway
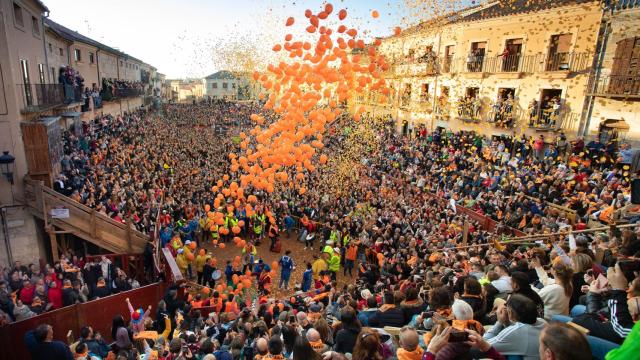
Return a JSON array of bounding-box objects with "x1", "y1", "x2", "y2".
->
[
  {"x1": 444, "y1": 45, "x2": 455, "y2": 72},
  {"x1": 466, "y1": 87, "x2": 479, "y2": 99},
  {"x1": 468, "y1": 42, "x2": 487, "y2": 72},
  {"x1": 547, "y1": 34, "x2": 572, "y2": 71},
  {"x1": 502, "y1": 38, "x2": 523, "y2": 72},
  {"x1": 539, "y1": 89, "x2": 562, "y2": 126}
]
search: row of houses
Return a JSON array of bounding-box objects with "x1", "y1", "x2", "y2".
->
[
  {"x1": 167, "y1": 71, "x2": 261, "y2": 103},
  {"x1": 0, "y1": 0, "x2": 162, "y2": 263},
  {"x1": 353, "y1": 0, "x2": 640, "y2": 143}
]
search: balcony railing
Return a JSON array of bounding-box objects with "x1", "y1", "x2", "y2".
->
[
  {"x1": 114, "y1": 88, "x2": 143, "y2": 98},
  {"x1": 439, "y1": 52, "x2": 592, "y2": 74},
  {"x1": 17, "y1": 83, "x2": 65, "y2": 113},
  {"x1": 587, "y1": 74, "x2": 640, "y2": 98},
  {"x1": 393, "y1": 56, "x2": 439, "y2": 77}
]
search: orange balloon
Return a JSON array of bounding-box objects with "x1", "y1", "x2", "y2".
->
[
  {"x1": 242, "y1": 279, "x2": 252, "y2": 288},
  {"x1": 189, "y1": 242, "x2": 197, "y2": 250},
  {"x1": 285, "y1": 17, "x2": 294, "y2": 26},
  {"x1": 272, "y1": 44, "x2": 282, "y2": 52},
  {"x1": 202, "y1": 287, "x2": 210, "y2": 295},
  {"x1": 319, "y1": 154, "x2": 328, "y2": 164},
  {"x1": 394, "y1": 26, "x2": 402, "y2": 36},
  {"x1": 219, "y1": 243, "x2": 226, "y2": 249},
  {"x1": 238, "y1": 220, "x2": 245, "y2": 227},
  {"x1": 338, "y1": 9, "x2": 347, "y2": 20},
  {"x1": 324, "y1": 3, "x2": 333, "y2": 14},
  {"x1": 232, "y1": 226, "x2": 241, "y2": 234},
  {"x1": 232, "y1": 274, "x2": 239, "y2": 285},
  {"x1": 306, "y1": 25, "x2": 316, "y2": 33},
  {"x1": 237, "y1": 283, "x2": 244, "y2": 291},
  {"x1": 371, "y1": 10, "x2": 379, "y2": 18},
  {"x1": 204, "y1": 204, "x2": 211, "y2": 212},
  {"x1": 299, "y1": 187, "x2": 307, "y2": 195}
]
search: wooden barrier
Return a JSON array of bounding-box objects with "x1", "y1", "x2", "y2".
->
[
  {"x1": 24, "y1": 178, "x2": 150, "y2": 254},
  {"x1": 0, "y1": 282, "x2": 168, "y2": 360}
]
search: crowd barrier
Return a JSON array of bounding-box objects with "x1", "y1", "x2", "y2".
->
[{"x1": 0, "y1": 282, "x2": 168, "y2": 360}]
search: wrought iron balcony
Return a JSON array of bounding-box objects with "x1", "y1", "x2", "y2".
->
[
  {"x1": 18, "y1": 83, "x2": 65, "y2": 113},
  {"x1": 587, "y1": 74, "x2": 640, "y2": 98}
]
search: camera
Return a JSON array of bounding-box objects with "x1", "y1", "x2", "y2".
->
[{"x1": 448, "y1": 331, "x2": 469, "y2": 342}]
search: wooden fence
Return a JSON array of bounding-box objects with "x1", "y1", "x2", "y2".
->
[
  {"x1": 0, "y1": 282, "x2": 168, "y2": 360},
  {"x1": 24, "y1": 178, "x2": 150, "y2": 254}
]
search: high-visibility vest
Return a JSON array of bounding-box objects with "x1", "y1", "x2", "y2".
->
[
  {"x1": 342, "y1": 234, "x2": 350, "y2": 246},
  {"x1": 329, "y1": 230, "x2": 339, "y2": 242}
]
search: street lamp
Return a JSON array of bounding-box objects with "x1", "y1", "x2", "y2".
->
[{"x1": 0, "y1": 151, "x2": 15, "y2": 185}]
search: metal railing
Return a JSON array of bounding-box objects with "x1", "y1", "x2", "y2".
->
[
  {"x1": 543, "y1": 52, "x2": 591, "y2": 72},
  {"x1": 113, "y1": 88, "x2": 143, "y2": 98},
  {"x1": 17, "y1": 83, "x2": 65, "y2": 112},
  {"x1": 393, "y1": 56, "x2": 439, "y2": 76},
  {"x1": 437, "y1": 52, "x2": 592, "y2": 74},
  {"x1": 588, "y1": 74, "x2": 640, "y2": 97}
]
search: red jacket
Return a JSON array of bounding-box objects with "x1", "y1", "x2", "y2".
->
[{"x1": 48, "y1": 286, "x2": 63, "y2": 309}]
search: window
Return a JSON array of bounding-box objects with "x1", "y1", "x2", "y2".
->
[
  {"x1": 223, "y1": 82, "x2": 228, "y2": 89},
  {"x1": 120, "y1": 60, "x2": 123, "y2": 66},
  {"x1": 48, "y1": 43, "x2": 52, "y2": 53},
  {"x1": 20, "y1": 59, "x2": 32, "y2": 106},
  {"x1": 89, "y1": 52, "x2": 94, "y2": 64},
  {"x1": 212, "y1": 82, "x2": 218, "y2": 89},
  {"x1": 59, "y1": 48, "x2": 63, "y2": 56},
  {"x1": 38, "y1": 63, "x2": 45, "y2": 83},
  {"x1": 51, "y1": 67, "x2": 55, "y2": 81},
  {"x1": 31, "y1": 16, "x2": 39, "y2": 35},
  {"x1": 74, "y1": 49, "x2": 81, "y2": 62},
  {"x1": 13, "y1": 3, "x2": 23, "y2": 27}
]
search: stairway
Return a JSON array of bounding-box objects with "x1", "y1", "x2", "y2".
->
[{"x1": 24, "y1": 179, "x2": 150, "y2": 254}]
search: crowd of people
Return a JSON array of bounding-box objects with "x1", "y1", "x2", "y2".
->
[
  {"x1": 13, "y1": 100, "x2": 640, "y2": 360},
  {"x1": 0, "y1": 251, "x2": 151, "y2": 325},
  {"x1": 100, "y1": 79, "x2": 145, "y2": 101}
]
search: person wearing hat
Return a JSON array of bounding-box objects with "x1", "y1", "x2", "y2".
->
[{"x1": 176, "y1": 248, "x2": 188, "y2": 278}]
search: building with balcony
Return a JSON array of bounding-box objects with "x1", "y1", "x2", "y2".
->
[
  {"x1": 0, "y1": 0, "x2": 160, "y2": 265},
  {"x1": 355, "y1": 0, "x2": 605, "y2": 139},
  {"x1": 204, "y1": 70, "x2": 240, "y2": 100},
  {"x1": 584, "y1": 1, "x2": 640, "y2": 142}
]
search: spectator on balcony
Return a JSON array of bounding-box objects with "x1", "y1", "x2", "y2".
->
[{"x1": 528, "y1": 99, "x2": 539, "y2": 126}]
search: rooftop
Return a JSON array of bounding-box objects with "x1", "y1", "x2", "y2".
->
[{"x1": 44, "y1": 18, "x2": 149, "y2": 66}]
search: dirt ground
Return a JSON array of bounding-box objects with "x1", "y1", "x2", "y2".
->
[{"x1": 201, "y1": 231, "x2": 352, "y2": 298}]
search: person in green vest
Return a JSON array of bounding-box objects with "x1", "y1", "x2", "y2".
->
[
  {"x1": 328, "y1": 225, "x2": 340, "y2": 246},
  {"x1": 225, "y1": 211, "x2": 238, "y2": 243},
  {"x1": 327, "y1": 246, "x2": 341, "y2": 281},
  {"x1": 340, "y1": 227, "x2": 350, "y2": 266},
  {"x1": 252, "y1": 211, "x2": 266, "y2": 245}
]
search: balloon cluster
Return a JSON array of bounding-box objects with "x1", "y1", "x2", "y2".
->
[{"x1": 209, "y1": 3, "x2": 392, "y2": 205}]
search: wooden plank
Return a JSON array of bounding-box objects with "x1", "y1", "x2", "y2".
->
[{"x1": 162, "y1": 247, "x2": 184, "y2": 282}]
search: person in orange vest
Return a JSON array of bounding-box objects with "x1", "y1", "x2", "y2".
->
[
  {"x1": 191, "y1": 293, "x2": 204, "y2": 309},
  {"x1": 223, "y1": 294, "x2": 239, "y2": 319},
  {"x1": 344, "y1": 241, "x2": 358, "y2": 277}
]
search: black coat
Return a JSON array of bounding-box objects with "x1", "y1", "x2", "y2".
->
[{"x1": 369, "y1": 305, "x2": 406, "y2": 327}]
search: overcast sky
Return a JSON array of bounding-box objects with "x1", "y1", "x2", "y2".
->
[{"x1": 45, "y1": 0, "x2": 414, "y2": 79}]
